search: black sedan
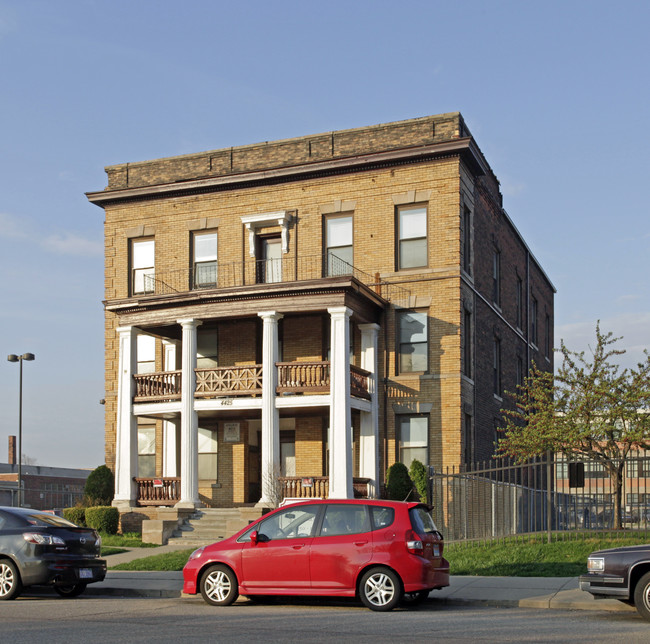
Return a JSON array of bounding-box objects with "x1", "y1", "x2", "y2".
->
[
  {"x1": 0, "y1": 506, "x2": 106, "y2": 600},
  {"x1": 580, "y1": 544, "x2": 650, "y2": 620}
]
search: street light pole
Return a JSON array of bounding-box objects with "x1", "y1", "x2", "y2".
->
[{"x1": 7, "y1": 353, "x2": 35, "y2": 506}]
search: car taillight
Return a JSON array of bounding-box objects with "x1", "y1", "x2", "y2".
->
[
  {"x1": 405, "y1": 530, "x2": 424, "y2": 555},
  {"x1": 23, "y1": 532, "x2": 66, "y2": 546}
]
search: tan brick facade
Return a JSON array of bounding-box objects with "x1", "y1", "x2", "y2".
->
[{"x1": 88, "y1": 113, "x2": 554, "y2": 508}]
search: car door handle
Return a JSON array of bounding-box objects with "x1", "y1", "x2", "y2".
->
[
  {"x1": 292, "y1": 543, "x2": 306, "y2": 550},
  {"x1": 354, "y1": 540, "x2": 368, "y2": 547}
]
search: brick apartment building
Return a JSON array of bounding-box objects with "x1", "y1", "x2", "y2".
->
[{"x1": 86, "y1": 112, "x2": 554, "y2": 513}]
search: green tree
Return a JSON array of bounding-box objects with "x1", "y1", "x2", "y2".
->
[
  {"x1": 497, "y1": 323, "x2": 650, "y2": 530},
  {"x1": 409, "y1": 459, "x2": 429, "y2": 503},
  {"x1": 84, "y1": 465, "x2": 115, "y2": 506},
  {"x1": 386, "y1": 462, "x2": 415, "y2": 501}
]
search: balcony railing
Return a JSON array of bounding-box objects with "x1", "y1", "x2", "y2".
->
[
  {"x1": 195, "y1": 365, "x2": 263, "y2": 397},
  {"x1": 280, "y1": 477, "x2": 371, "y2": 500},
  {"x1": 134, "y1": 477, "x2": 181, "y2": 506},
  {"x1": 133, "y1": 361, "x2": 371, "y2": 402},
  {"x1": 134, "y1": 254, "x2": 410, "y2": 303}
]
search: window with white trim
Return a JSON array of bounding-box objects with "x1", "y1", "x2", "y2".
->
[
  {"x1": 193, "y1": 231, "x2": 218, "y2": 288},
  {"x1": 398, "y1": 415, "x2": 429, "y2": 468},
  {"x1": 131, "y1": 238, "x2": 155, "y2": 295},
  {"x1": 325, "y1": 215, "x2": 353, "y2": 276},
  {"x1": 397, "y1": 205, "x2": 427, "y2": 269},
  {"x1": 398, "y1": 310, "x2": 428, "y2": 373},
  {"x1": 137, "y1": 420, "x2": 156, "y2": 477},
  {"x1": 198, "y1": 427, "x2": 218, "y2": 480}
]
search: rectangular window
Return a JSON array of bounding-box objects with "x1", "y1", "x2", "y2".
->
[
  {"x1": 462, "y1": 206, "x2": 472, "y2": 275},
  {"x1": 397, "y1": 205, "x2": 427, "y2": 269},
  {"x1": 131, "y1": 238, "x2": 155, "y2": 295},
  {"x1": 463, "y1": 310, "x2": 472, "y2": 378},
  {"x1": 493, "y1": 337, "x2": 501, "y2": 397},
  {"x1": 398, "y1": 310, "x2": 428, "y2": 373},
  {"x1": 198, "y1": 427, "x2": 218, "y2": 480},
  {"x1": 516, "y1": 355, "x2": 524, "y2": 388},
  {"x1": 516, "y1": 276, "x2": 523, "y2": 330},
  {"x1": 193, "y1": 231, "x2": 217, "y2": 288},
  {"x1": 325, "y1": 215, "x2": 353, "y2": 276},
  {"x1": 137, "y1": 421, "x2": 156, "y2": 477},
  {"x1": 137, "y1": 334, "x2": 156, "y2": 374},
  {"x1": 627, "y1": 459, "x2": 650, "y2": 478},
  {"x1": 399, "y1": 415, "x2": 428, "y2": 468},
  {"x1": 531, "y1": 297, "x2": 538, "y2": 346},
  {"x1": 492, "y1": 250, "x2": 501, "y2": 306},
  {"x1": 197, "y1": 328, "x2": 218, "y2": 369},
  {"x1": 545, "y1": 313, "x2": 551, "y2": 358},
  {"x1": 257, "y1": 237, "x2": 282, "y2": 284}
]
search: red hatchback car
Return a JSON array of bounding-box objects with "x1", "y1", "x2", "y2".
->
[{"x1": 183, "y1": 499, "x2": 449, "y2": 611}]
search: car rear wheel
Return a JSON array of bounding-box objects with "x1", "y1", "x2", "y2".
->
[
  {"x1": 54, "y1": 583, "x2": 87, "y2": 598},
  {"x1": 634, "y1": 572, "x2": 650, "y2": 621},
  {"x1": 200, "y1": 565, "x2": 239, "y2": 606},
  {"x1": 359, "y1": 567, "x2": 402, "y2": 611},
  {"x1": 0, "y1": 559, "x2": 22, "y2": 601}
]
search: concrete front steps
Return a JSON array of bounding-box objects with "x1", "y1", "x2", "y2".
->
[{"x1": 167, "y1": 507, "x2": 263, "y2": 547}]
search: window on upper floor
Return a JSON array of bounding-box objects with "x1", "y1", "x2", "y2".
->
[
  {"x1": 193, "y1": 231, "x2": 218, "y2": 289},
  {"x1": 462, "y1": 206, "x2": 472, "y2": 275},
  {"x1": 137, "y1": 334, "x2": 156, "y2": 374},
  {"x1": 197, "y1": 328, "x2": 218, "y2": 369},
  {"x1": 545, "y1": 313, "x2": 551, "y2": 359},
  {"x1": 398, "y1": 414, "x2": 429, "y2": 468},
  {"x1": 256, "y1": 235, "x2": 282, "y2": 284},
  {"x1": 397, "y1": 205, "x2": 427, "y2": 270},
  {"x1": 130, "y1": 238, "x2": 155, "y2": 295},
  {"x1": 493, "y1": 336, "x2": 502, "y2": 397},
  {"x1": 325, "y1": 215, "x2": 353, "y2": 276},
  {"x1": 492, "y1": 249, "x2": 501, "y2": 307},
  {"x1": 516, "y1": 276, "x2": 523, "y2": 330},
  {"x1": 398, "y1": 310, "x2": 428, "y2": 373},
  {"x1": 531, "y1": 297, "x2": 538, "y2": 346},
  {"x1": 516, "y1": 354, "x2": 524, "y2": 388},
  {"x1": 463, "y1": 309, "x2": 472, "y2": 379}
]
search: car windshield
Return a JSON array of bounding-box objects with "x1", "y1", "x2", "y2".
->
[
  {"x1": 409, "y1": 506, "x2": 438, "y2": 534},
  {"x1": 24, "y1": 513, "x2": 78, "y2": 528}
]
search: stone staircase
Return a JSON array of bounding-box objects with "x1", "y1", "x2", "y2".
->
[{"x1": 167, "y1": 507, "x2": 263, "y2": 547}]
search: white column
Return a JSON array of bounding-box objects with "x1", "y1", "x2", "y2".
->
[
  {"x1": 359, "y1": 323, "x2": 380, "y2": 498},
  {"x1": 328, "y1": 306, "x2": 353, "y2": 499},
  {"x1": 162, "y1": 340, "x2": 179, "y2": 477},
  {"x1": 176, "y1": 318, "x2": 202, "y2": 508},
  {"x1": 257, "y1": 311, "x2": 283, "y2": 506},
  {"x1": 113, "y1": 326, "x2": 138, "y2": 509}
]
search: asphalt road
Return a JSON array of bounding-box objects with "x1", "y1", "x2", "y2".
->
[{"x1": 2, "y1": 595, "x2": 650, "y2": 643}]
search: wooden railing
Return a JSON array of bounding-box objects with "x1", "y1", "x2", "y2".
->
[
  {"x1": 134, "y1": 477, "x2": 181, "y2": 506},
  {"x1": 350, "y1": 364, "x2": 372, "y2": 400},
  {"x1": 133, "y1": 371, "x2": 181, "y2": 401},
  {"x1": 276, "y1": 361, "x2": 330, "y2": 394},
  {"x1": 279, "y1": 477, "x2": 371, "y2": 499},
  {"x1": 195, "y1": 365, "x2": 263, "y2": 397}
]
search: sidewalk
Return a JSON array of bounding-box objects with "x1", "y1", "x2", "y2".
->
[{"x1": 88, "y1": 547, "x2": 635, "y2": 613}]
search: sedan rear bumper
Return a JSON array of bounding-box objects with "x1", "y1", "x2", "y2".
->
[{"x1": 20, "y1": 557, "x2": 107, "y2": 587}]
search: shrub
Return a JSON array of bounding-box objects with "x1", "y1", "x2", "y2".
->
[
  {"x1": 386, "y1": 462, "x2": 415, "y2": 501},
  {"x1": 85, "y1": 506, "x2": 119, "y2": 534},
  {"x1": 63, "y1": 507, "x2": 86, "y2": 526},
  {"x1": 409, "y1": 459, "x2": 429, "y2": 503},
  {"x1": 84, "y1": 465, "x2": 115, "y2": 506}
]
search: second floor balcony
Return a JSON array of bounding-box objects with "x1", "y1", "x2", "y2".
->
[{"x1": 132, "y1": 361, "x2": 372, "y2": 403}]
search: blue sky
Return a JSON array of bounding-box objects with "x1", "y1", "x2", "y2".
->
[{"x1": 1, "y1": 0, "x2": 648, "y2": 468}]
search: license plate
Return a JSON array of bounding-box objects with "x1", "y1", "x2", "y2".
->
[
  {"x1": 79, "y1": 569, "x2": 93, "y2": 579},
  {"x1": 433, "y1": 545, "x2": 440, "y2": 557}
]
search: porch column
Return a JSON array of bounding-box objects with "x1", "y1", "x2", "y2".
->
[
  {"x1": 328, "y1": 306, "x2": 353, "y2": 499},
  {"x1": 359, "y1": 323, "x2": 380, "y2": 498},
  {"x1": 113, "y1": 326, "x2": 138, "y2": 509},
  {"x1": 176, "y1": 318, "x2": 202, "y2": 508},
  {"x1": 162, "y1": 340, "x2": 179, "y2": 477},
  {"x1": 257, "y1": 311, "x2": 283, "y2": 506}
]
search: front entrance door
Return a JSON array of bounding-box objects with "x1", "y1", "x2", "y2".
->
[{"x1": 257, "y1": 237, "x2": 282, "y2": 284}]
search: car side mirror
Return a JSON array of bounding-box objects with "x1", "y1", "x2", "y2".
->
[{"x1": 250, "y1": 530, "x2": 258, "y2": 545}]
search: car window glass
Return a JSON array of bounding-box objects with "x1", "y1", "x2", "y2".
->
[
  {"x1": 258, "y1": 505, "x2": 320, "y2": 540},
  {"x1": 369, "y1": 506, "x2": 395, "y2": 530},
  {"x1": 0, "y1": 514, "x2": 5, "y2": 530},
  {"x1": 320, "y1": 505, "x2": 370, "y2": 536},
  {"x1": 409, "y1": 506, "x2": 438, "y2": 534},
  {"x1": 24, "y1": 513, "x2": 77, "y2": 528}
]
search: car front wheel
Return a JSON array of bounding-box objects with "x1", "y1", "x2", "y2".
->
[
  {"x1": 54, "y1": 583, "x2": 87, "y2": 598},
  {"x1": 200, "y1": 565, "x2": 239, "y2": 606},
  {"x1": 359, "y1": 567, "x2": 402, "y2": 611},
  {"x1": 0, "y1": 559, "x2": 22, "y2": 601},
  {"x1": 634, "y1": 572, "x2": 650, "y2": 621}
]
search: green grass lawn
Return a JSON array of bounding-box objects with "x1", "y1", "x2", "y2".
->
[
  {"x1": 99, "y1": 532, "x2": 159, "y2": 548},
  {"x1": 110, "y1": 548, "x2": 195, "y2": 571},
  {"x1": 446, "y1": 533, "x2": 650, "y2": 576}
]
